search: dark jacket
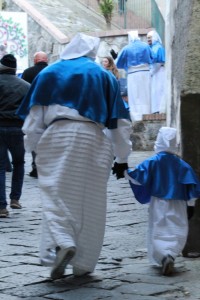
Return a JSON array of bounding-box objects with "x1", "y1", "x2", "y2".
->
[
  {"x1": 0, "y1": 69, "x2": 30, "y2": 127},
  {"x1": 22, "y1": 62, "x2": 48, "y2": 83}
]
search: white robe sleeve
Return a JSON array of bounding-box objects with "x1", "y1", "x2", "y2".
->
[
  {"x1": 150, "y1": 63, "x2": 162, "y2": 76},
  {"x1": 22, "y1": 106, "x2": 46, "y2": 153},
  {"x1": 124, "y1": 170, "x2": 141, "y2": 185},
  {"x1": 105, "y1": 119, "x2": 132, "y2": 163}
]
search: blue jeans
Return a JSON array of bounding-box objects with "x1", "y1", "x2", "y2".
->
[{"x1": 0, "y1": 127, "x2": 25, "y2": 209}]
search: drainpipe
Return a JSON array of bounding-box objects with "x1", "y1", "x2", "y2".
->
[{"x1": 124, "y1": 0, "x2": 127, "y2": 29}]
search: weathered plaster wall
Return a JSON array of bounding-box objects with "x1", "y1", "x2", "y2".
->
[
  {"x1": 182, "y1": 0, "x2": 200, "y2": 94},
  {"x1": 166, "y1": 0, "x2": 200, "y2": 172},
  {"x1": 180, "y1": 0, "x2": 200, "y2": 175},
  {"x1": 177, "y1": 0, "x2": 200, "y2": 255},
  {"x1": 165, "y1": 0, "x2": 193, "y2": 130}
]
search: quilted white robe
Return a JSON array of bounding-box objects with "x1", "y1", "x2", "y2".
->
[
  {"x1": 127, "y1": 65, "x2": 151, "y2": 122},
  {"x1": 23, "y1": 104, "x2": 131, "y2": 272}
]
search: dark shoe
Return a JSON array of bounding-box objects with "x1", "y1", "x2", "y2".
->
[
  {"x1": 73, "y1": 267, "x2": 91, "y2": 277},
  {"x1": 187, "y1": 206, "x2": 194, "y2": 220},
  {"x1": 162, "y1": 255, "x2": 174, "y2": 276},
  {"x1": 6, "y1": 166, "x2": 12, "y2": 172},
  {"x1": 29, "y1": 168, "x2": 38, "y2": 178},
  {"x1": 0, "y1": 208, "x2": 9, "y2": 218},
  {"x1": 51, "y1": 246, "x2": 76, "y2": 280},
  {"x1": 10, "y1": 200, "x2": 22, "y2": 209}
]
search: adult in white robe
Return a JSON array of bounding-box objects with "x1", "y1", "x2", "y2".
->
[
  {"x1": 116, "y1": 31, "x2": 153, "y2": 122},
  {"x1": 147, "y1": 30, "x2": 166, "y2": 113},
  {"x1": 125, "y1": 127, "x2": 200, "y2": 275},
  {"x1": 18, "y1": 33, "x2": 132, "y2": 280}
]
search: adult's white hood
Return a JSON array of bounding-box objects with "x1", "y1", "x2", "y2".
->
[
  {"x1": 128, "y1": 30, "x2": 140, "y2": 43},
  {"x1": 147, "y1": 30, "x2": 162, "y2": 44},
  {"x1": 60, "y1": 33, "x2": 100, "y2": 60}
]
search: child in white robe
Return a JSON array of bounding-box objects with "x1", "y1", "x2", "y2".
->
[{"x1": 125, "y1": 127, "x2": 200, "y2": 275}]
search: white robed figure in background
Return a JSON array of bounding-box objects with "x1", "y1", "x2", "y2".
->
[
  {"x1": 125, "y1": 127, "x2": 200, "y2": 275},
  {"x1": 147, "y1": 30, "x2": 166, "y2": 113},
  {"x1": 17, "y1": 33, "x2": 132, "y2": 280},
  {"x1": 116, "y1": 31, "x2": 153, "y2": 122}
]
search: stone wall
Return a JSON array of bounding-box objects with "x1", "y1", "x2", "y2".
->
[{"x1": 131, "y1": 115, "x2": 166, "y2": 151}]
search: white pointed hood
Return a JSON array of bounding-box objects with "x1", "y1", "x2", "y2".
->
[
  {"x1": 154, "y1": 127, "x2": 178, "y2": 154},
  {"x1": 60, "y1": 33, "x2": 100, "y2": 60}
]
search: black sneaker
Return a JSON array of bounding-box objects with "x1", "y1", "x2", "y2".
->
[
  {"x1": 73, "y1": 267, "x2": 91, "y2": 277},
  {"x1": 0, "y1": 208, "x2": 9, "y2": 218},
  {"x1": 6, "y1": 166, "x2": 12, "y2": 172},
  {"x1": 29, "y1": 168, "x2": 38, "y2": 178}
]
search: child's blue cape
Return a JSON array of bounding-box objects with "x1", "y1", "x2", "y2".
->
[{"x1": 127, "y1": 152, "x2": 200, "y2": 204}]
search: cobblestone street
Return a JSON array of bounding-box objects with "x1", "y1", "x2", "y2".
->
[{"x1": 1, "y1": 151, "x2": 200, "y2": 300}]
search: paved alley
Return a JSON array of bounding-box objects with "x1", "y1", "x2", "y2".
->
[{"x1": 1, "y1": 151, "x2": 200, "y2": 300}]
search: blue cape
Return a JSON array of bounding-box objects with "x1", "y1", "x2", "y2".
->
[
  {"x1": 116, "y1": 40, "x2": 153, "y2": 71},
  {"x1": 127, "y1": 152, "x2": 200, "y2": 204},
  {"x1": 150, "y1": 41, "x2": 165, "y2": 63},
  {"x1": 17, "y1": 57, "x2": 129, "y2": 129}
]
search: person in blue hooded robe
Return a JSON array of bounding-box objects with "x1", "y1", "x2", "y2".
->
[
  {"x1": 116, "y1": 31, "x2": 153, "y2": 122},
  {"x1": 17, "y1": 33, "x2": 132, "y2": 280},
  {"x1": 147, "y1": 30, "x2": 166, "y2": 114},
  {"x1": 125, "y1": 127, "x2": 200, "y2": 276}
]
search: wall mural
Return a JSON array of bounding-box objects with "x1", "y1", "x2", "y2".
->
[{"x1": 0, "y1": 11, "x2": 28, "y2": 73}]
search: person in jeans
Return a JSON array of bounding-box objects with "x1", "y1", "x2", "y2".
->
[{"x1": 0, "y1": 54, "x2": 30, "y2": 218}]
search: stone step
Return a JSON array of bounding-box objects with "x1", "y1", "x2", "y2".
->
[{"x1": 21, "y1": 0, "x2": 117, "y2": 38}]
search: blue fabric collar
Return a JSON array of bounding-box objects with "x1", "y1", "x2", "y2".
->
[{"x1": 17, "y1": 57, "x2": 129, "y2": 129}]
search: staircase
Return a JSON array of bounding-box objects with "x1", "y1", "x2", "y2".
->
[{"x1": 14, "y1": 0, "x2": 119, "y2": 39}]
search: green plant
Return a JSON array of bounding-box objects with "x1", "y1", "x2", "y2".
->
[
  {"x1": 2, "y1": 1, "x2": 7, "y2": 10},
  {"x1": 98, "y1": 0, "x2": 114, "y2": 28}
]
